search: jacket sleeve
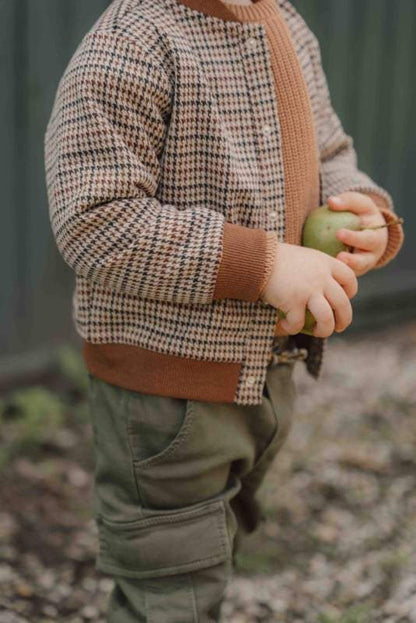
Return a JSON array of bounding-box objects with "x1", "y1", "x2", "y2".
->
[
  {"x1": 44, "y1": 30, "x2": 270, "y2": 305},
  {"x1": 307, "y1": 31, "x2": 405, "y2": 269}
]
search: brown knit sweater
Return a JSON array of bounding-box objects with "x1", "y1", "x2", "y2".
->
[{"x1": 45, "y1": 0, "x2": 404, "y2": 404}]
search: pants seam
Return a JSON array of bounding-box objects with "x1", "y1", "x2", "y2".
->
[
  {"x1": 144, "y1": 585, "x2": 151, "y2": 623},
  {"x1": 189, "y1": 572, "x2": 199, "y2": 623},
  {"x1": 220, "y1": 499, "x2": 234, "y2": 562},
  {"x1": 122, "y1": 390, "x2": 147, "y2": 509},
  {"x1": 96, "y1": 552, "x2": 228, "y2": 579}
]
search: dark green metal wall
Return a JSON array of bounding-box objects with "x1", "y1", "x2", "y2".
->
[
  {"x1": 295, "y1": 0, "x2": 415, "y2": 255},
  {"x1": 293, "y1": 0, "x2": 416, "y2": 331},
  {"x1": 1, "y1": 0, "x2": 109, "y2": 376},
  {"x1": 1, "y1": 0, "x2": 415, "y2": 378}
]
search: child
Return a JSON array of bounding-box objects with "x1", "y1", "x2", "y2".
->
[{"x1": 44, "y1": 0, "x2": 404, "y2": 619}]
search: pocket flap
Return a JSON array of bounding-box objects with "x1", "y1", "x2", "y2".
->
[{"x1": 96, "y1": 499, "x2": 231, "y2": 579}]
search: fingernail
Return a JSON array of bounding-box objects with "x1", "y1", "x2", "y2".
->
[{"x1": 329, "y1": 196, "x2": 342, "y2": 205}]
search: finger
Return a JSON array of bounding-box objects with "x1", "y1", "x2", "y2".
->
[
  {"x1": 327, "y1": 192, "x2": 377, "y2": 215},
  {"x1": 336, "y1": 228, "x2": 380, "y2": 252},
  {"x1": 307, "y1": 294, "x2": 335, "y2": 338},
  {"x1": 279, "y1": 307, "x2": 308, "y2": 335},
  {"x1": 330, "y1": 258, "x2": 359, "y2": 299},
  {"x1": 337, "y1": 250, "x2": 376, "y2": 276},
  {"x1": 274, "y1": 318, "x2": 289, "y2": 336},
  {"x1": 323, "y1": 281, "x2": 353, "y2": 333}
]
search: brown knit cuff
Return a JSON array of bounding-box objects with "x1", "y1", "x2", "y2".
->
[
  {"x1": 212, "y1": 222, "x2": 270, "y2": 301},
  {"x1": 257, "y1": 231, "x2": 278, "y2": 301},
  {"x1": 360, "y1": 191, "x2": 405, "y2": 269}
]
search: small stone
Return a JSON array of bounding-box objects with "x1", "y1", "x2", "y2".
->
[
  {"x1": 42, "y1": 604, "x2": 58, "y2": 618},
  {"x1": 82, "y1": 576, "x2": 97, "y2": 592},
  {"x1": 0, "y1": 544, "x2": 18, "y2": 561},
  {"x1": 38, "y1": 570, "x2": 55, "y2": 590},
  {"x1": 98, "y1": 578, "x2": 114, "y2": 593},
  {"x1": 0, "y1": 563, "x2": 16, "y2": 583},
  {"x1": 16, "y1": 582, "x2": 34, "y2": 597},
  {"x1": 81, "y1": 605, "x2": 99, "y2": 619},
  {"x1": 313, "y1": 522, "x2": 338, "y2": 543},
  {"x1": 67, "y1": 466, "x2": 89, "y2": 488},
  {"x1": 54, "y1": 428, "x2": 78, "y2": 449},
  {"x1": 12, "y1": 601, "x2": 30, "y2": 615},
  {"x1": 58, "y1": 582, "x2": 73, "y2": 598},
  {"x1": 0, "y1": 513, "x2": 18, "y2": 540}
]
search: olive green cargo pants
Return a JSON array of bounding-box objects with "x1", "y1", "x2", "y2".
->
[{"x1": 87, "y1": 358, "x2": 297, "y2": 622}]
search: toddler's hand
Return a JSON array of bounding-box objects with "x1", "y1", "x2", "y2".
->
[
  {"x1": 327, "y1": 192, "x2": 388, "y2": 277},
  {"x1": 260, "y1": 242, "x2": 358, "y2": 338}
]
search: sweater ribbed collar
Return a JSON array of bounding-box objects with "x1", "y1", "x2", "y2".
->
[{"x1": 174, "y1": 0, "x2": 280, "y2": 23}]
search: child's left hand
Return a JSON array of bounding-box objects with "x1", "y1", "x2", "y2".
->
[{"x1": 327, "y1": 192, "x2": 388, "y2": 277}]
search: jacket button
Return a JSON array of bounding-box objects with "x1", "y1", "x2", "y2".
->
[
  {"x1": 269, "y1": 211, "x2": 278, "y2": 220},
  {"x1": 246, "y1": 37, "x2": 258, "y2": 49},
  {"x1": 247, "y1": 376, "x2": 256, "y2": 385},
  {"x1": 262, "y1": 123, "x2": 273, "y2": 135}
]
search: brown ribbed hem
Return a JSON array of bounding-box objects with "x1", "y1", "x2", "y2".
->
[
  {"x1": 359, "y1": 191, "x2": 405, "y2": 269},
  {"x1": 213, "y1": 222, "x2": 269, "y2": 301},
  {"x1": 83, "y1": 341, "x2": 242, "y2": 403}
]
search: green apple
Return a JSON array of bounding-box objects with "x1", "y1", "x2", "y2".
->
[
  {"x1": 277, "y1": 307, "x2": 316, "y2": 336},
  {"x1": 302, "y1": 204, "x2": 361, "y2": 256},
  {"x1": 276, "y1": 204, "x2": 361, "y2": 336}
]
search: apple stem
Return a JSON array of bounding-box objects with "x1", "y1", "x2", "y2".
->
[{"x1": 359, "y1": 217, "x2": 404, "y2": 231}]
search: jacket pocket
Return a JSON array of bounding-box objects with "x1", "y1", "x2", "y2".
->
[
  {"x1": 126, "y1": 391, "x2": 194, "y2": 469},
  {"x1": 95, "y1": 497, "x2": 230, "y2": 579}
]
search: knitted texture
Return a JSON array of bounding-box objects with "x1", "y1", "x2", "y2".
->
[
  {"x1": 222, "y1": 0, "x2": 253, "y2": 5},
  {"x1": 44, "y1": 0, "x2": 404, "y2": 404},
  {"x1": 258, "y1": 232, "x2": 279, "y2": 300},
  {"x1": 223, "y1": 0, "x2": 321, "y2": 342},
  {"x1": 223, "y1": 0, "x2": 321, "y2": 249},
  {"x1": 356, "y1": 191, "x2": 404, "y2": 269}
]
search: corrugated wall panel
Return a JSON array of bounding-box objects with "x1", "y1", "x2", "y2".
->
[
  {"x1": 294, "y1": 0, "x2": 415, "y2": 272},
  {"x1": 0, "y1": 0, "x2": 22, "y2": 350},
  {"x1": 0, "y1": 0, "x2": 110, "y2": 367}
]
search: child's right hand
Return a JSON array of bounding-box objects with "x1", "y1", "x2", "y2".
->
[{"x1": 260, "y1": 242, "x2": 359, "y2": 338}]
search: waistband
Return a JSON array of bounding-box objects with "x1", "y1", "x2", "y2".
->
[{"x1": 83, "y1": 334, "x2": 307, "y2": 405}]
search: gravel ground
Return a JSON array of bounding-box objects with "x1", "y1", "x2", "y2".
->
[
  {"x1": 0, "y1": 320, "x2": 415, "y2": 623},
  {"x1": 224, "y1": 320, "x2": 416, "y2": 622}
]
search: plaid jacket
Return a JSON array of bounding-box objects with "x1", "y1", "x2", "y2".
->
[{"x1": 44, "y1": 0, "x2": 404, "y2": 404}]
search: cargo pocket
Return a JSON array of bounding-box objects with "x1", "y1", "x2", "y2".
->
[{"x1": 95, "y1": 497, "x2": 231, "y2": 579}]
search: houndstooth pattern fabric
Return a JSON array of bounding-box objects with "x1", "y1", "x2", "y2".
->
[{"x1": 44, "y1": 0, "x2": 395, "y2": 404}]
